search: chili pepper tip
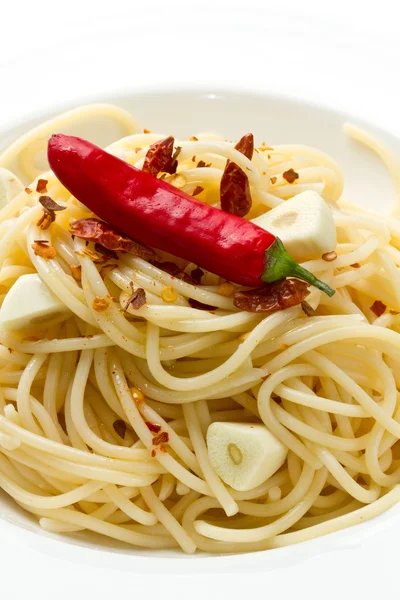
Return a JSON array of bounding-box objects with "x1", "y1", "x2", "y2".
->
[{"x1": 261, "y1": 238, "x2": 335, "y2": 297}]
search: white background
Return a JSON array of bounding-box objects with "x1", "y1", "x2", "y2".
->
[{"x1": 0, "y1": 0, "x2": 399, "y2": 598}]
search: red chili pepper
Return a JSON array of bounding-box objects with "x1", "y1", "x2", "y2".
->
[{"x1": 48, "y1": 134, "x2": 334, "y2": 295}]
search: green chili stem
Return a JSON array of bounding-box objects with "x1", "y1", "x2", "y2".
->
[{"x1": 261, "y1": 238, "x2": 335, "y2": 297}]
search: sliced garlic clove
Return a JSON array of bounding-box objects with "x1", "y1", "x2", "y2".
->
[
  {"x1": 0, "y1": 273, "x2": 71, "y2": 331},
  {"x1": 252, "y1": 190, "x2": 337, "y2": 262},
  {"x1": 206, "y1": 422, "x2": 287, "y2": 491}
]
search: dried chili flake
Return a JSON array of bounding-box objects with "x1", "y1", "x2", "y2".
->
[
  {"x1": 7, "y1": 348, "x2": 14, "y2": 354},
  {"x1": 190, "y1": 136, "x2": 198, "y2": 141},
  {"x1": 192, "y1": 186, "x2": 204, "y2": 197},
  {"x1": 94, "y1": 243, "x2": 118, "y2": 260},
  {"x1": 69, "y1": 218, "x2": 156, "y2": 261},
  {"x1": 322, "y1": 251, "x2": 337, "y2": 262},
  {"x1": 390, "y1": 309, "x2": 400, "y2": 315},
  {"x1": 142, "y1": 136, "x2": 176, "y2": 177},
  {"x1": 301, "y1": 300, "x2": 316, "y2": 317},
  {"x1": 152, "y1": 431, "x2": 169, "y2": 446},
  {"x1": 197, "y1": 160, "x2": 207, "y2": 168},
  {"x1": 36, "y1": 179, "x2": 48, "y2": 194},
  {"x1": 191, "y1": 155, "x2": 196, "y2": 162},
  {"x1": 220, "y1": 133, "x2": 254, "y2": 218},
  {"x1": 70, "y1": 264, "x2": 82, "y2": 282},
  {"x1": 152, "y1": 260, "x2": 196, "y2": 285},
  {"x1": 145, "y1": 421, "x2": 162, "y2": 433},
  {"x1": 100, "y1": 263, "x2": 118, "y2": 278},
  {"x1": 370, "y1": 300, "x2": 386, "y2": 317},
  {"x1": 350, "y1": 263, "x2": 361, "y2": 268},
  {"x1": 151, "y1": 449, "x2": 156, "y2": 457},
  {"x1": 113, "y1": 419, "x2": 127, "y2": 439},
  {"x1": 282, "y1": 169, "x2": 299, "y2": 184},
  {"x1": 124, "y1": 282, "x2": 146, "y2": 311},
  {"x1": 233, "y1": 279, "x2": 310, "y2": 313},
  {"x1": 31, "y1": 241, "x2": 57, "y2": 259},
  {"x1": 143, "y1": 128, "x2": 151, "y2": 134},
  {"x1": 190, "y1": 267, "x2": 204, "y2": 283},
  {"x1": 25, "y1": 187, "x2": 32, "y2": 194},
  {"x1": 270, "y1": 176, "x2": 277, "y2": 185},
  {"x1": 92, "y1": 296, "x2": 111, "y2": 312},
  {"x1": 188, "y1": 298, "x2": 217, "y2": 311},
  {"x1": 37, "y1": 195, "x2": 66, "y2": 230}
]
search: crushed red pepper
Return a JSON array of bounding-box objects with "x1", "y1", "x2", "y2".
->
[
  {"x1": 301, "y1": 300, "x2": 316, "y2": 317},
  {"x1": 270, "y1": 176, "x2": 277, "y2": 185},
  {"x1": 145, "y1": 421, "x2": 162, "y2": 433},
  {"x1": 70, "y1": 218, "x2": 156, "y2": 261},
  {"x1": 220, "y1": 133, "x2": 254, "y2": 217},
  {"x1": 233, "y1": 279, "x2": 310, "y2": 313},
  {"x1": 123, "y1": 283, "x2": 146, "y2": 311},
  {"x1": 113, "y1": 419, "x2": 127, "y2": 439},
  {"x1": 350, "y1": 263, "x2": 361, "y2": 268},
  {"x1": 37, "y1": 195, "x2": 66, "y2": 229},
  {"x1": 142, "y1": 136, "x2": 180, "y2": 177},
  {"x1": 152, "y1": 431, "x2": 169, "y2": 445},
  {"x1": 25, "y1": 187, "x2": 32, "y2": 194},
  {"x1": 370, "y1": 300, "x2": 386, "y2": 317},
  {"x1": 31, "y1": 241, "x2": 57, "y2": 259},
  {"x1": 192, "y1": 186, "x2": 204, "y2": 197},
  {"x1": 282, "y1": 169, "x2": 299, "y2": 184},
  {"x1": 36, "y1": 179, "x2": 48, "y2": 194}
]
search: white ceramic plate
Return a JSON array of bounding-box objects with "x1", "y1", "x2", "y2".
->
[{"x1": 1, "y1": 88, "x2": 400, "y2": 598}]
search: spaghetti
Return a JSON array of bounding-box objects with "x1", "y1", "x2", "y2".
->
[{"x1": 0, "y1": 104, "x2": 399, "y2": 554}]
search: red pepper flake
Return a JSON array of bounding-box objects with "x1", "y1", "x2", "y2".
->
[
  {"x1": 190, "y1": 267, "x2": 204, "y2": 283},
  {"x1": 36, "y1": 179, "x2": 48, "y2": 194},
  {"x1": 301, "y1": 300, "x2": 316, "y2": 317},
  {"x1": 31, "y1": 241, "x2": 57, "y2": 259},
  {"x1": 233, "y1": 279, "x2": 310, "y2": 313},
  {"x1": 113, "y1": 419, "x2": 127, "y2": 439},
  {"x1": 322, "y1": 251, "x2": 337, "y2": 262},
  {"x1": 69, "y1": 218, "x2": 156, "y2": 262},
  {"x1": 197, "y1": 160, "x2": 207, "y2": 168},
  {"x1": 151, "y1": 449, "x2": 156, "y2": 457},
  {"x1": 188, "y1": 298, "x2": 217, "y2": 311},
  {"x1": 220, "y1": 133, "x2": 254, "y2": 217},
  {"x1": 190, "y1": 136, "x2": 198, "y2": 141},
  {"x1": 7, "y1": 348, "x2": 14, "y2": 354},
  {"x1": 143, "y1": 128, "x2": 151, "y2": 134},
  {"x1": 350, "y1": 263, "x2": 361, "y2": 268},
  {"x1": 191, "y1": 155, "x2": 196, "y2": 162},
  {"x1": 192, "y1": 186, "x2": 204, "y2": 197},
  {"x1": 142, "y1": 136, "x2": 179, "y2": 177},
  {"x1": 37, "y1": 195, "x2": 66, "y2": 230},
  {"x1": 390, "y1": 309, "x2": 400, "y2": 315},
  {"x1": 124, "y1": 282, "x2": 146, "y2": 311},
  {"x1": 159, "y1": 445, "x2": 167, "y2": 453},
  {"x1": 145, "y1": 421, "x2": 162, "y2": 433},
  {"x1": 370, "y1": 300, "x2": 386, "y2": 317},
  {"x1": 25, "y1": 187, "x2": 32, "y2": 194},
  {"x1": 282, "y1": 169, "x2": 299, "y2": 184},
  {"x1": 270, "y1": 176, "x2": 277, "y2": 185},
  {"x1": 94, "y1": 243, "x2": 118, "y2": 260},
  {"x1": 152, "y1": 431, "x2": 169, "y2": 446},
  {"x1": 151, "y1": 260, "x2": 197, "y2": 285}
]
